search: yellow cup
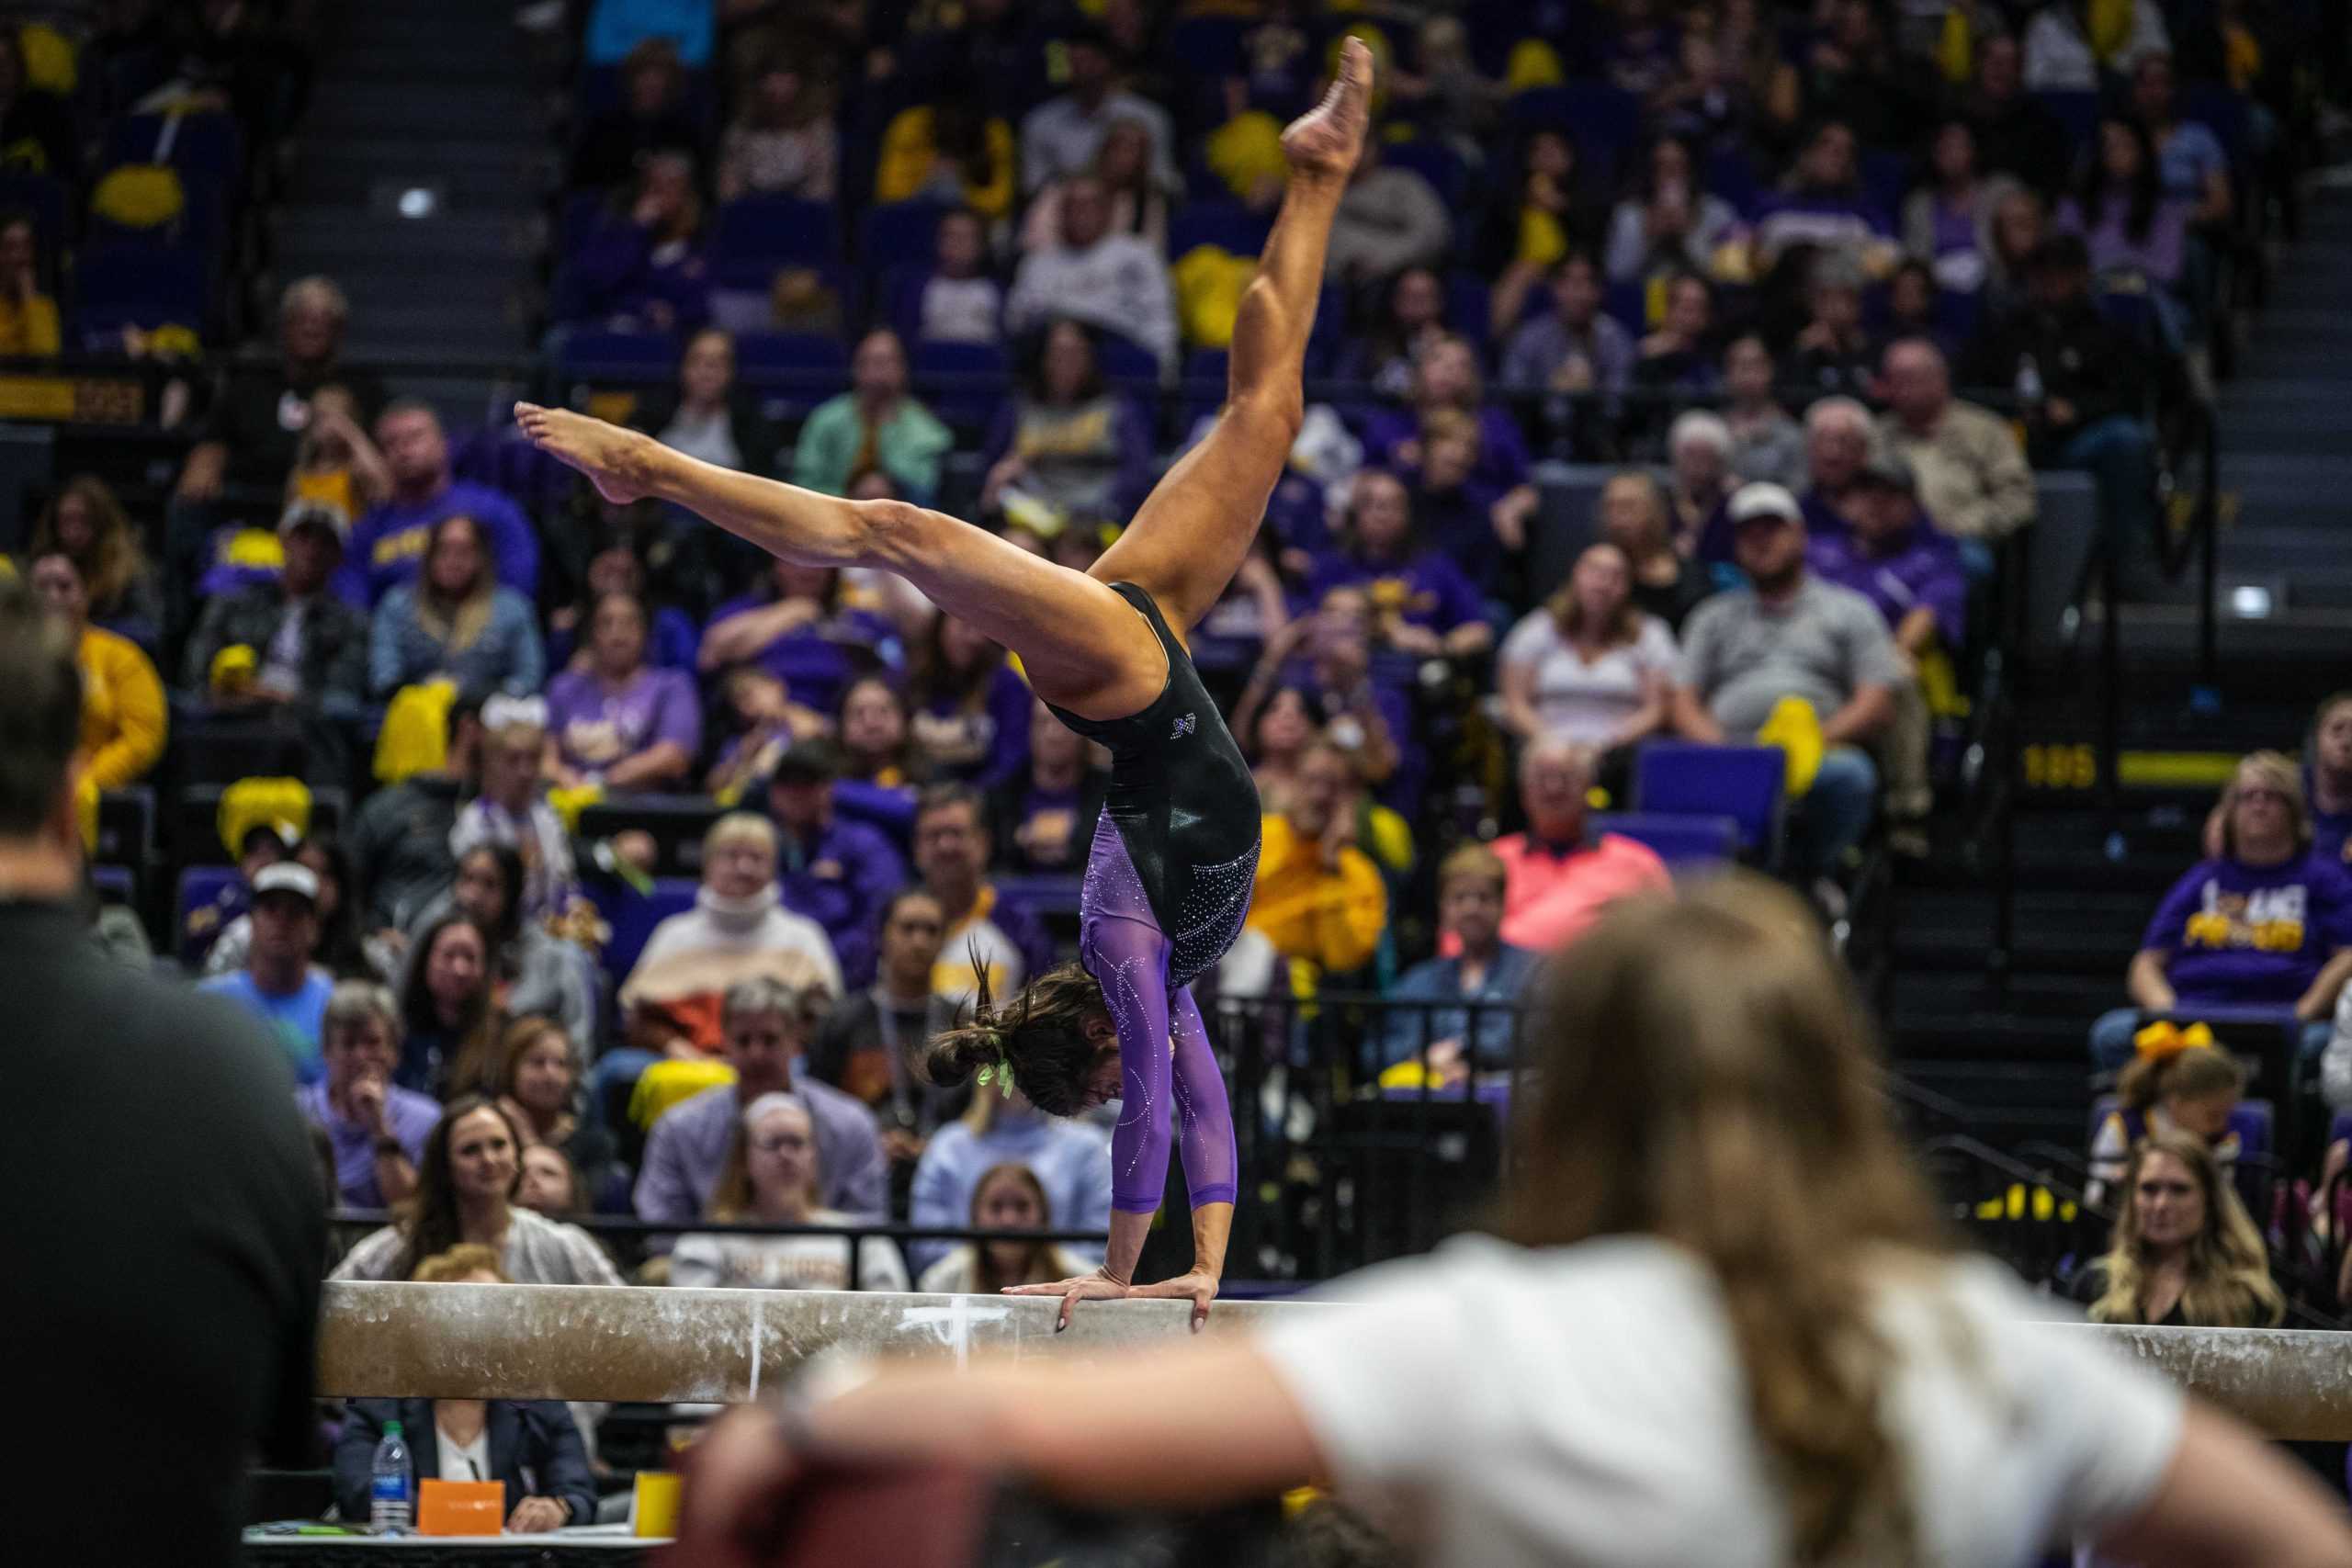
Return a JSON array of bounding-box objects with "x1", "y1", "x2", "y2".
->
[{"x1": 631, "y1": 1471, "x2": 683, "y2": 1539}]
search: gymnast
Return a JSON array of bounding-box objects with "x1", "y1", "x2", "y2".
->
[{"x1": 516, "y1": 39, "x2": 1374, "y2": 1330}]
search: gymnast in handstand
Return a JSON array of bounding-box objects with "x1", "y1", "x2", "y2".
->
[{"x1": 516, "y1": 39, "x2": 1374, "y2": 1329}]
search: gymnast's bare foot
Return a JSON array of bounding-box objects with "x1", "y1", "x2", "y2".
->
[
  {"x1": 514, "y1": 401, "x2": 653, "y2": 505},
  {"x1": 1281, "y1": 37, "x2": 1373, "y2": 180}
]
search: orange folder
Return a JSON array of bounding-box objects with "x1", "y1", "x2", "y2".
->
[{"x1": 417, "y1": 1478, "x2": 505, "y2": 1537}]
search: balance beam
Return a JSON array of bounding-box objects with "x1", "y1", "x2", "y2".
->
[{"x1": 317, "y1": 1282, "x2": 2352, "y2": 1439}]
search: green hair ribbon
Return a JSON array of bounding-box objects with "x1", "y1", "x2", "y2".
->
[{"x1": 974, "y1": 1061, "x2": 1015, "y2": 1100}]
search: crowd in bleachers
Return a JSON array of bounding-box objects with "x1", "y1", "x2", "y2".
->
[{"x1": 0, "y1": 0, "x2": 2340, "y2": 1349}]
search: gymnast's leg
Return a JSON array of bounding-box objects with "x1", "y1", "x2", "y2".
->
[{"x1": 1088, "y1": 39, "x2": 1373, "y2": 638}]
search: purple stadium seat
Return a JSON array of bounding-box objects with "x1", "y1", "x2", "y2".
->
[
  {"x1": 712, "y1": 196, "x2": 838, "y2": 269},
  {"x1": 860, "y1": 200, "x2": 947, "y2": 265},
  {"x1": 1170, "y1": 200, "x2": 1273, "y2": 261},
  {"x1": 1589, "y1": 810, "x2": 1741, "y2": 871},
  {"x1": 588, "y1": 875, "x2": 699, "y2": 983},
  {"x1": 910, "y1": 338, "x2": 1011, "y2": 431},
  {"x1": 1384, "y1": 140, "x2": 1466, "y2": 209},
  {"x1": 1509, "y1": 85, "x2": 1642, "y2": 164},
  {"x1": 1633, "y1": 741, "x2": 1784, "y2": 858},
  {"x1": 2033, "y1": 91, "x2": 2101, "y2": 158},
  {"x1": 559, "y1": 328, "x2": 681, "y2": 384},
  {"x1": 176, "y1": 864, "x2": 241, "y2": 964},
  {"x1": 1092, "y1": 331, "x2": 1162, "y2": 393}
]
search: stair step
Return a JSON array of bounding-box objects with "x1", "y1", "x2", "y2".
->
[{"x1": 271, "y1": 209, "x2": 541, "y2": 265}]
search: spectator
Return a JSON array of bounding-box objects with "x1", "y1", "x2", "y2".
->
[
  {"x1": 1022, "y1": 115, "x2": 1169, "y2": 257},
  {"x1": 2072, "y1": 1130, "x2": 2281, "y2": 1326},
  {"x1": 31, "y1": 478, "x2": 158, "y2": 647},
  {"x1": 1325, "y1": 136, "x2": 1453, "y2": 291},
  {"x1": 909, "y1": 614, "x2": 1031, "y2": 790},
  {"x1": 1722, "y1": 333, "x2": 1805, "y2": 488},
  {"x1": 1308, "y1": 470, "x2": 1491, "y2": 661},
  {"x1": 1963, "y1": 33, "x2": 2065, "y2": 195},
  {"x1": 334, "y1": 1252, "x2": 595, "y2": 1531},
  {"x1": 334, "y1": 1097, "x2": 624, "y2": 1282},
  {"x1": 352, "y1": 699, "x2": 481, "y2": 936},
  {"x1": 1405, "y1": 411, "x2": 1513, "y2": 597},
  {"x1": 285, "y1": 384, "x2": 393, "y2": 525},
  {"x1": 571, "y1": 37, "x2": 701, "y2": 192},
  {"x1": 1753, "y1": 119, "x2": 1894, "y2": 273},
  {"x1": 395, "y1": 911, "x2": 502, "y2": 1096},
  {"x1": 175, "y1": 276, "x2": 386, "y2": 508},
  {"x1": 762, "y1": 739, "x2": 907, "y2": 989},
  {"x1": 204, "y1": 832, "x2": 389, "y2": 986},
  {"x1": 876, "y1": 95, "x2": 1017, "y2": 220},
  {"x1": 630, "y1": 328, "x2": 783, "y2": 478},
  {"x1": 1804, "y1": 452, "x2": 1963, "y2": 833},
  {"x1": 1596, "y1": 469, "x2": 1713, "y2": 631},
  {"x1": 1629, "y1": 271, "x2": 1721, "y2": 398},
  {"x1": 516, "y1": 1144, "x2": 587, "y2": 1218},
  {"x1": 1797, "y1": 0, "x2": 1909, "y2": 148},
  {"x1": 198, "y1": 862, "x2": 335, "y2": 1085},
  {"x1": 792, "y1": 329, "x2": 953, "y2": 502},
  {"x1": 1392, "y1": 13, "x2": 1505, "y2": 152},
  {"x1": 2025, "y1": 0, "x2": 2169, "y2": 91},
  {"x1": 622, "y1": 814, "x2": 844, "y2": 1057},
  {"x1": 979, "y1": 319, "x2": 1154, "y2": 525},
  {"x1": 834, "y1": 673, "x2": 924, "y2": 835},
  {"x1": 543, "y1": 591, "x2": 699, "y2": 790},
  {"x1": 1965, "y1": 234, "x2": 2162, "y2": 595},
  {"x1": 1486, "y1": 738, "x2": 1671, "y2": 953},
  {"x1": 1359, "y1": 334, "x2": 1538, "y2": 545},
  {"x1": 706, "y1": 665, "x2": 823, "y2": 802},
  {"x1": 545, "y1": 532, "x2": 698, "y2": 672},
  {"x1": 492, "y1": 1015, "x2": 615, "y2": 1207},
  {"x1": 1018, "y1": 25, "x2": 1176, "y2": 197},
  {"x1": 914, "y1": 784, "x2": 1051, "y2": 1003},
  {"x1": 1005, "y1": 178, "x2": 1179, "y2": 371},
  {"x1": 1335, "y1": 265, "x2": 1448, "y2": 397},
  {"x1": 1789, "y1": 254, "x2": 1876, "y2": 398},
  {"x1": 2087, "y1": 1030, "x2": 2244, "y2": 1207},
  {"x1": 1903, "y1": 118, "x2": 2022, "y2": 299},
  {"x1": 1246, "y1": 739, "x2": 1388, "y2": 984},
  {"x1": 428, "y1": 843, "x2": 595, "y2": 1050},
  {"x1": 29, "y1": 552, "x2": 164, "y2": 790},
  {"x1": 1486, "y1": 130, "x2": 1603, "y2": 307},
  {"x1": 1666, "y1": 410, "x2": 1736, "y2": 549},
  {"x1": 299, "y1": 981, "x2": 435, "y2": 1209},
  {"x1": 989, "y1": 698, "x2": 1109, "y2": 875},
  {"x1": 1982, "y1": 186, "x2": 2050, "y2": 319},
  {"x1": 2309, "y1": 693, "x2": 2352, "y2": 864},
  {"x1": 916, "y1": 1161, "x2": 1093, "y2": 1293},
  {"x1": 672, "y1": 1092, "x2": 910, "y2": 1291},
  {"x1": 1379, "y1": 843, "x2": 1541, "y2": 1076},
  {"x1": 2060, "y1": 117, "x2": 2191, "y2": 337},
  {"x1": 908, "y1": 1080, "x2": 1111, "y2": 1275},
  {"x1": 560, "y1": 151, "x2": 712, "y2": 333},
  {"x1": 1603, "y1": 134, "x2": 1741, "y2": 286},
  {"x1": 1671, "y1": 482, "x2": 1904, "y2": 886},
  {"x1": 1499, "y1": 543, "x2": 1679, "y2": 758},
  {"x1": 1789, "y1": 394, "x2": 1876, "y2": 543},
  {"x1": 183, "y1": 817, "x2": 292, "y2": 968},
  {"x1": 808, "y1": 886, "x2": 964, "y2": 1158},
  {"x1": 1498, "y1": 251, "x2": 1634, "y2": 399},
  {"x1": 700, "y1": 559, "x2": 893, "y2": 719},
  {"x1": 2089, "y1": 751, "x2": 2352, "y2": 1069},
  {"x1": 368, "y1": 513, "x2": 545, "y2": 701},
  {"x1": 2132, "y1": 51, "x2": 2232, "y2": 229},
  {"x1": 636, "y1": 975, "x2": 887, "y2": 1224},
  {"x1": 342, "y1": 401, "x2": 540, "y2": 607},
  {"x1": 917, "y1": 207, "x2": 1004, "y2": 345},
  {"x1": 716, "y1": 53, "x2": 835, "y2": 202},
  {"x1": 1880, "y1": 260, "x2": 1950, "y2": 359},
  {"x1": 184, "y1": 502, "x2": 368, "y2": 716},
  {"x1": 451, "y1": 696, "x2": 580, "y2": 924},
  {"x1": 1877, "y1": 337, "x2": 2037, "y2": 565}
]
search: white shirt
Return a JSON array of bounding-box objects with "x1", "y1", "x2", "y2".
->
[
  {"x1": 1259, "y1": 1235, "x2": 2182, "y2": 1568},
  {"x1": 435, "y1": 1416, "x2": 490, "y2": 1485},
  {"x1": 1499, "y1": 611, "x2": 1679, "y2": 748},
  {"x1": 670, "y1": 1219, "x2": 909, "y2": 1292}
]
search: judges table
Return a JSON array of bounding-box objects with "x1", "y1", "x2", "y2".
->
[{"x1": 243, "y1": 1528, "x2": 657, "y2": 1565}]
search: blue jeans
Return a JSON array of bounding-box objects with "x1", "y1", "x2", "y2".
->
[
  {"x1": 2060, "y1": 416, "x2": 2164, "y2": 600},
  {"x1": 2087, "y1": 1006, "x2": 2331, "y2": 1071},
  {"x1": 1792, "y1": 745, "x2": 1877, "y2": 879}
]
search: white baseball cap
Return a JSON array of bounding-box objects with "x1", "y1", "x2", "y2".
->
[
  {"x1": 252, "y1": 862, "x2": 321, "y2": 904},
  {"x1": 1727, "y1": 481, "x2": 1803, "y2": 526}
]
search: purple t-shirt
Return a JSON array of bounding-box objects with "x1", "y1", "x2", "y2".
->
[
  {"x1": 295, "y1": 1080, "x2": 441, "y2": 1209},
  {"x1": 702, "y1": 596, "x2": 897, "y2": 718},
  {"x1": 912, "y1": 664, "x2": 1033, "y2": 792},
  {"x1": 1307, "y1": 550, "x2": 1487, "y2": 634},
  {"x1": 545, "y1": 665, "x2": 703, "y2": 776},
  {"x1": 1358, "y1": 407, "x2": 1532, "y2": 496},
  {"x1": 2143, "y1": 853, "x2": 2352, "y2": 1006},
  {"x1": 1806, "y1": 525, "x2": 1968, "y2": 647},
  {"x1": 336, "y1": 479, "x2": 541, "y2": 608}
]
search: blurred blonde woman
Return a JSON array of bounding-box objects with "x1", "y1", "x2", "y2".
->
[
  {"x1": 678, "y1": 874, "x2": 2352, "y2": 1568},
  {"x1": 2076, "y1": 1128, "x2": 2283, "y2": 1329}
]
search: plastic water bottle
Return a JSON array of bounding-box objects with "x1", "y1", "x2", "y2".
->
[{"x1": 369, "y1": 1420, "x2": 414, "y2": 1534}]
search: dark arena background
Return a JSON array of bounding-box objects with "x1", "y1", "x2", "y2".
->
[{"x1": 4, "y1": 0, "x2": 2352, "y2": 1562}]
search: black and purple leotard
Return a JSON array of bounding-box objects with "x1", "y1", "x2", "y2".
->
[{"x1": 1046, "y1": 582, "x2": 1258, "y2": 1215}]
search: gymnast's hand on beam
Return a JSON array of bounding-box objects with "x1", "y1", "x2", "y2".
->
[
  {"x1": 1126, "y1": 1268, "x2": 1220, "y2": 1332},
  {"x1": 1003, "y1": 1267, "x2": 1131, "y2": 1331}
]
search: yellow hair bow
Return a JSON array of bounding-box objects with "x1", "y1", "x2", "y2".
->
[{"x1": 2132, "y1": 1020, "x2": 2216, "y2": 1062}]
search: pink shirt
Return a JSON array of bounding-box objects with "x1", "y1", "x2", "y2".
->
[{"x1": 1491, "y1": 832, "x2": 1671, "y2": 953}]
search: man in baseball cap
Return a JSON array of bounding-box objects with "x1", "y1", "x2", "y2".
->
[
  {"x1": 182, "y1": 499, "x2": 370, "y2": 715},
  {"x1": 1670, "y1": 480, "x2": 1907, "y2": 894},
  {"x1": 198, "y1": 860, "x2": 336, "y2": 1083}
]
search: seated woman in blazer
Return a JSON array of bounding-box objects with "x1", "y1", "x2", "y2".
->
[{"x1": 332, "y1": 1245, "x2": 596, "y2": 1531}]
